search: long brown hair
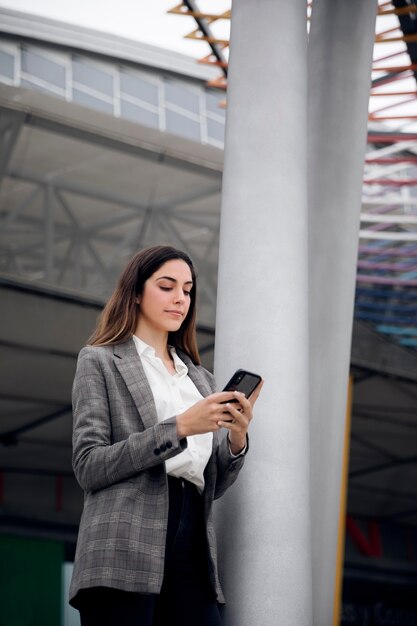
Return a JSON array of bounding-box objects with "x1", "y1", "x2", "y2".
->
[{"x1": 88, "y1": 246, "x2": 200, "y2": 364}]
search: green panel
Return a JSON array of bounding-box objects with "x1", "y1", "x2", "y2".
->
[{"x1": 0, "y1": 535, "x2": 63, "y2": 626}]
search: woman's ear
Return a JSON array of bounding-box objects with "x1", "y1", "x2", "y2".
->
[{"x1": 135, "y1": 296, "x2": 140, "y2": 305}]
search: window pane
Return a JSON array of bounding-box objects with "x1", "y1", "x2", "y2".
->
[
  {"x1": 165, "y1": 109, "x2": 201, "y2": 142},
  {"x1": 165, "y1": 81, "x2": 200, "y2": 115},
  {"x1": 206, "y1": 91, "x2": 225, "y2": 116},
  {"x1": 121, "y1": 100, "x2": 159, "y2": 128},
  {"x1": 21, "y1": 78, "x2": 64, "y2": 98},
  {"x1": 207, "y1": 118, "x2": 225, "y2": 144},
  {"x1": 22, "y1": 48, "x2": 65, "y2": 88},
  {"x1": 120, "y1": 70, "x2": 158, "y2": 106},
  {"x1": 73, "y1": 58, "x2": 113, "y2": 97},
  {"x1": 0, "y1": 50, "x2": 14, "y2": 79},
  {"x1": 73, "y1": 89, "x2": 113, "y2": 114}
]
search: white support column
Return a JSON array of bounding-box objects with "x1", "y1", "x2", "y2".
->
[
  {"x1": 214, "y1": 2, "x2": 312, "y2": 625},
  {"x1": 307, "y1": 2, "x2": 378, "y2": 625}
]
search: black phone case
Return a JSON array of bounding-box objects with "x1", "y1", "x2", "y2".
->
[{"x1": 222, "y1": 369, "x2": 262, "y2": 399}]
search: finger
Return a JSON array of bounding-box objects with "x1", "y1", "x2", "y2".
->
[
  {"x1": 229, "y1": 394, "x2": 253, "y2": 421},
  {"x1": 217, "y1": 412, "x2": 241, "y2": 429},
  {"x1": 233, "y1": 391, "x2": 251, "y2": 411},
  {"x1": 217, "y1": 412, "x2": 248, "y2": 431},
  {"x1": 213, "y1": 390, "x2": 239, "y2": 403},
  {"x1": 248, "y1": 380, "x2": 264, "y2": 406},
  {"x1": 224, "y1": 402, "x2": 249, "y2": 424},
  {"x1": 215, "y1": 399, "x2": 242, "y2": 415}
]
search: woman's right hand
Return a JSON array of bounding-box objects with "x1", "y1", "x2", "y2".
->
[{"x1": 176, "y1": 391, "x2": 237, "y2": 438}]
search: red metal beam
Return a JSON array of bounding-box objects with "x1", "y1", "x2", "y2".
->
[
  {"x1": 367, "y1": 133, "x2": 417, "y2": 141},
  {"x1": 365, "y1": 156, "x2": 417, "y2": 163},
  {"x1": 364, "y1": 178, "x2": 417, "y2": 185}
]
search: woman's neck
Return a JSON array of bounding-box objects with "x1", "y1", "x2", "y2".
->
[{"x1": 134, "y1": 324, "x2": 170, "y2": 361}]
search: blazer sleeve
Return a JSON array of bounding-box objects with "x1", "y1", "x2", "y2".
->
[
  {"x1": 72, "y1": 347, "x2": 187, "y2": 493},
  {"x1": 212, "y1": 432, "x2": 248, "y2": 500},
  {"x1": 195, "y1": 363, "x2": 248, "y2": 499}
]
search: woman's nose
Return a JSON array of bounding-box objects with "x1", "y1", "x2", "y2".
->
[{"x1": 173, "y1": 289, "x2": 184, "y2": 303}]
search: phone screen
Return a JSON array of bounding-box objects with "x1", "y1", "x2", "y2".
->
[{"x1": 223, "y1": 370, "x2": 261, "y2": 398}]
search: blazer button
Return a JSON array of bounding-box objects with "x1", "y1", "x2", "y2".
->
[
  {"x1": 166, "y1": 440, "x2": 172, "y2": 449},
  {"x1": 154, "y1": 448, "x2": 161, "y2": 456},
  {"x1": 160, "y1": 443, "x2": 166, "y2": 452}
]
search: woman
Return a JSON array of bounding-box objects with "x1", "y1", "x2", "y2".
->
[{"x1": 69, "y1": 245, "x2": 262, "y2": 626}]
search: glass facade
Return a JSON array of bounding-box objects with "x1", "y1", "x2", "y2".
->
[
  {"x1": 73, "y1": 57, "x2": 114, "y2": 97},
  {"x1": 22, "y1": 47, "x2": 66, "y2": 89},
  {"x1": 120, "y1": 99, "x2": 159, "y2": 128},
  {"x1": 120, "y1": 69, "x2": 159, "y2": 106},
  {"x1": 0, "y1": 48, "x2": 14, "y2": 80},
  {"x1": 165, "y1": 79, "x2": 200, "y2": 115},
  {"x1": 165, "y1": 108, "x2": 201, "y2": 141},
  {"x1": 0, "y1": 40, "x2": 226, "y2": 148},
  {"x1": 21, "y1": 78, "x2": 65, "y2": 98}
]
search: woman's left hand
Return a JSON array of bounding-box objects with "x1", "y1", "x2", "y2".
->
[{"x1": 217, "y1": 381, "x2": 264, "y2": 455}]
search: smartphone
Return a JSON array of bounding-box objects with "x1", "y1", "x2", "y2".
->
[{"x1": 222, "y1": 369, "x2": 262, "y2": 399}]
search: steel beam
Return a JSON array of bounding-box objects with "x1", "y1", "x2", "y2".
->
[
  {"x1": 0, "y1": 406, "x2": 72, "y2": 446},
  {"x1": 350, "y1": 453, "x2": 417, "y2": 479},
  {"x1": 0, "y1": 106, "x2": 223, "y2": 179},
  {"x1": 351, "y1": 320, "x2": 417, "y2": 382},
  {"x1": 0, "y1": 108, "x2": 24, "y2": 184}
]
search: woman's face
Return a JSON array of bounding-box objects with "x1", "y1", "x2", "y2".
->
[{"x1": 137, "y1": 259, "x2": 193, "y2": 336}]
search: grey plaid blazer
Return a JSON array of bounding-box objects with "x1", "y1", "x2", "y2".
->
[{"x1": 69, "y1": 337, "x2": 246, "y2": 606}]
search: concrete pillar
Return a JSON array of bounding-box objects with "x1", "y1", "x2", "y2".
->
[
  {"x1": 307, "y1": 2, "x2": 377, "y2": 625},
  {"x1": 214, "y1": 2, "x2": 312, "y2": 625}
]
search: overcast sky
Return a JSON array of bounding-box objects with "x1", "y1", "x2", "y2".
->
[{"x1": 0, "y1": 0, "x2": 231, "y2": 58}]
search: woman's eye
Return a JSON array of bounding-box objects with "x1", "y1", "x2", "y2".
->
[
  {"x1": 183, "y1": 291, "x2": 191, "y2": 297},
  {"x1": 159, "y1": 286, "x2": 172, "y2": 291}
]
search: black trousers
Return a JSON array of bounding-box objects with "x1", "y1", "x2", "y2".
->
[{"x1": 77, "y1": 476, "x2": 222, "y2": 626}]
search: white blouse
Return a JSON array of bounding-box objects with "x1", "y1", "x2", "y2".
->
[{"x1": 132, "y1": 334, "x2": 213, "y2": 492}]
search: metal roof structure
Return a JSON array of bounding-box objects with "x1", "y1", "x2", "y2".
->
[
  {"x1": 0, "y1": 8, "x2": 226, "y2": 329},
  {"x1": 169, "y1": 0, "x2": 417, "y2": 352}
]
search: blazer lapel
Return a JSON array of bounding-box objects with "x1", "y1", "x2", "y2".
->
[
  {"x1": 113, "y1": 338, "x2": 159, "y2": 430},
  {"x1": 179, "y1": 352, "x2": 213, "y2": 398},
  {"x1": 113, "y1": 338, "x2": 213, "y2": 430}
]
